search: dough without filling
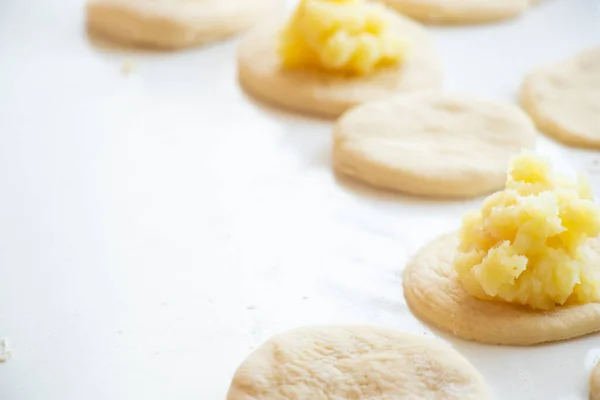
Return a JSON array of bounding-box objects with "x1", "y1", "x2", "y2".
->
[
  {"x1": 521, "y1": 47, "x2": 600, "y2": 149},
  {"x1": 375, "y1": 0, "x2": 530, "y2": 25},
  {"x1": 333, "y1": 93, "x2": 536, "y2": 198},
  {"x1": 403, "y1": 234, "x2": 600, "y2": 345},
  {"x1": 227, "y1": 325, "x2": 490, "y2": 399},
  {"x1": 87, "y1": 0, "x2": 283, "y2": 49}
]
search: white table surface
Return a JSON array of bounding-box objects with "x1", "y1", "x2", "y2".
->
[{"x1": 1, "y1": 0, "x2": 600, "y2": 398}]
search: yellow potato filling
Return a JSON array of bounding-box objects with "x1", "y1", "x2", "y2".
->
[
  {"x1": 454, "y1": 153, "x2": 600, "y2": 310},
  {"x1": 279, "y1": 0, "x2": 408, "y2": 75}
]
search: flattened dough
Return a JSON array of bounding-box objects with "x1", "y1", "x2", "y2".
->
[
  {"x1": 333, "y1": 93, "x2": 536, "y2": 198},
  {"x1": 227, "y1": 325, "x2": 490, "y2": 399},
  {"x1": 87, "y1": 0, "x2": 283, "y2": 49},
  {"x1": 237, "y1": 17, "x2": 442, "y2": 118},
  {"x1": 375, "y1": 0, "x2": 530, "y2": 25},
  {"x1": 403, "y1": 234, "x2": 600, "y2": 346},
  {"x1": 521, "y1": 47, "x2": 600, "y2": 148}
]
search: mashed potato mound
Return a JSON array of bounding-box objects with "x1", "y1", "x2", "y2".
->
[
  {"x1": 279, "y1": 0, "x2": 407, "y2": 75},
  {"x1": 454, "y1": 153, "x2": 600, "y2": 310}
]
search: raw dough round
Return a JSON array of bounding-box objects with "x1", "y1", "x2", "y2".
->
[
  {"x1": 520, "y1": 48, "x2": 600, "y2": 148},
  {"x1": 86, "y1": 0, "x2": 284, "y2": 49},
  {"x1": 237, "y1": 17, "x2": 442, "y2": 118},
  {"x1": 375, "y1": 0, "x2": 530, "y2": 25},
  {"x1": 226, "y1": 325, "x2": 490, "y2": 399},
  {"x1": 403, "y1": 233, "x2": 600, "y2": 346},
  {"x1": 332, "y1": 93, "x2": 537, "y2": 198},
  {"x1": 591, "y1": 361, "x2": 600, "y2": 400}
]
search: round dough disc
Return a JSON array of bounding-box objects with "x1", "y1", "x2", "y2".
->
[
  {"x1": 375, "y1": 0, "x2": 530, "y2": 25},
  {"x1": 226, "y1": 325, "x2": 490, "y2": 399},
  {"x1": 332, "y1": 93, "x2": 537, "y2": 198},
  {"x1": 86, "y1": 0, "x2": 284, "y2": 49},
  {"x1": 520, "y1": 47, "x2": 600, "y2": 148},
  {"x1": 237, "y1": 16, "x2": 442, "y2": 118},
  {"x1": 591, "y1": 361, "x2": 600, "y2": 400},
  {"x1": 403, "y1": 233, "x2": 600, "y2": 346}
]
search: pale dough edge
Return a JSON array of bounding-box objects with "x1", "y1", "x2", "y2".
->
[
  {"x1": 238, "y1": 60, "x2": 355, "y2": 118},
  {"x1": 591, "y1": 361, "x2": 600, "y2": 400},
  {"x1": 375, "y1": 0, "x2": 530, "y2": 25}
]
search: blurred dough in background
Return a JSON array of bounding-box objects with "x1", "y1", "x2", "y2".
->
[
  {"x1": 373, "y1": 0, "x2": 532, "y2": 25},
  {"x1": 521, "y1": 47, "x2": 600, "y2": 149},
  {"x1": 237, "y1": 11, "x2": 442, "y2": 118},
  {"x1": 86, "y1": 0, "x2": 284, "y2": 49},
  {"x1": 333, "y1": 93, "x2": 536, "y2": 198},
  {"x1": 226, "y1": 325, "x2": 491, "y2": 400}
]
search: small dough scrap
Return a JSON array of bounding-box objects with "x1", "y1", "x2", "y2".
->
[
  {"x1": 375, "y1": 0, "x2": 530, "y2": 25},
  {"x1": 333, "y1": 93, "x2": 536, "y2": 198},
  {"x1": 403, "y1": 234, "x2": 600, "y2": 345},
  {"x1": 0, "y1": 339, "x2": 11, "y2": 363},
  {"x1": 227, "y1": 325, "x2": 491, "y2": 399},
  {"x1": 591, "y1": 360, "x2": 600, "y2": 400},
  {"x1": 237, "y1": 16, "x2": 442, "y2": 118},
  {"x1": 521, "y1": 47, "x2": 600, "y2": 148},
  {"x1": 87, "y1": 0, "x2": 284, "y2": 49}
]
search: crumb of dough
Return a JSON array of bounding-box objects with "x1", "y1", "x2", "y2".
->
[
  {"x1": 0, "y1": 338, "x2": 11, "y2": 362},
  {"x1": 121, "y1": 60, "x2": 136, "y2": 75}
]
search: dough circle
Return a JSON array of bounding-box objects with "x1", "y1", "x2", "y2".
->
[
  {"x1": 375, "y1": 0, "x2": 530, "y2": 25},
  {"x1": 332, "y1": 93, "x2": 537, "y2": 198},
  {"x1": 226, "y1": 325, "x2": 490, "y2": 399},
  {"x1": 591, "y1": 360, "x2": 600, "y2": 400},
  {"x1": 403, "y1": 234, "x2": 600, "y2": 346},
  {"x1": 521, "y1": 48, "x2": 600, "y2": 148},
  {"x1": 237, "y1": 16, "x2": 442, "y2": 118},
  {"x1": 86, "y1": 0, "x2": 283, "y2": 49}
]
